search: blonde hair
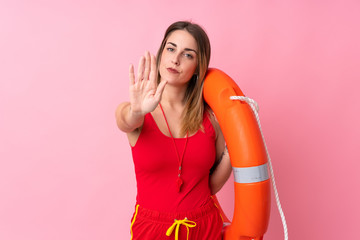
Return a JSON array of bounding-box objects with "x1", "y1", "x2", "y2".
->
[{"x1": 156, "y1": 21, "x2": 211, "y2": 136}]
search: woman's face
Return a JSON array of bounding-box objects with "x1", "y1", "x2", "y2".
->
[{"x1": 159, "y1": 30, "x2": 198, "y2": 86}]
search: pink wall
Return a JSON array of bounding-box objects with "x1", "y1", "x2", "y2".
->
[{"x1": 1, "y1": 0, "x2": 359, "y2": 239}]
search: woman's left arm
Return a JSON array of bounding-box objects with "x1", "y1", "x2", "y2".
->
[{"x1": 209, "y1": 116, "x2": 232, "y2": 195}]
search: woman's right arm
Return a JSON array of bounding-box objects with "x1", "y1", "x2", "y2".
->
[
  {"x1": 115, "y1": 51, "x2": 167, "y2": 133},
  {"x1": 115, "y1": 102, "x2": 145, "y2": 133}
]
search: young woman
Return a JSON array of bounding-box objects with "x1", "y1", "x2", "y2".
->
[{"x1": 115, "y1": 21, "x2": 232, "y2": 240}]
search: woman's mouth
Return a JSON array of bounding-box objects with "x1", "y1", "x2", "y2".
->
[{"x1": 167, "y1": 67, "x2": 179, "y2": 74}]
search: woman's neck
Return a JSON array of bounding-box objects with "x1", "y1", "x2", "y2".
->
[{"x1": 160, "y1": 82, "x2": 187, "y2": 110}]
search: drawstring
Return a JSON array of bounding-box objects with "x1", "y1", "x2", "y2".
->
[{"x1": 166, "y1": 217, "x2": 196, "y2": 240}]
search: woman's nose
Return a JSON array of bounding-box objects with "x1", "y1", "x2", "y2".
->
[{"x1": 171, "y1": 54, "x2": 180, "y2": 65}]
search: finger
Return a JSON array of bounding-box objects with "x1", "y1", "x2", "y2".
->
[
  {"x1": 129, "y1": 64, "x2": 135, "y2": 85},
  {"x1": 143, "y1": 51, "x2": 151, "y2": 81},
  {"x1": 149, "y1": 54, "x2": 157, "y2": 85},
  {"x1": 137, "y1": 56, "x2": 145, "y2": 82},
  {"x1": 154, "y1": 80, "x2": 167, "y2": 102}
]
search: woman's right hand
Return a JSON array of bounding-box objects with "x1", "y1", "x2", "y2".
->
[{"x1": 129, "y1": 51, "x2": 167, "y2": 116}]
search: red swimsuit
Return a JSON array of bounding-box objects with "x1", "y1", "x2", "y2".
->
[{"x1": 130, "y1": 112, "x2": 223, "y2": 239}]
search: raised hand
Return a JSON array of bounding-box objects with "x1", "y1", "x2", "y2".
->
[{"x1": 129, "y1": 51, "x2": 167, "y2": 116}]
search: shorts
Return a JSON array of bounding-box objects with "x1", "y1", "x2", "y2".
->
[{"x1": 130, "y1": 197, "x2": 223, "y2": 240}]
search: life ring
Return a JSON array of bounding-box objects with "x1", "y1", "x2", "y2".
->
[{"x1": 204, "y1": 68, "x2": 271, "y2": 240}]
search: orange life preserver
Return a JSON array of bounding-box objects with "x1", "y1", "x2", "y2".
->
[{"x1": 204, "y1": 68, "x2": 271, "y2": 240}]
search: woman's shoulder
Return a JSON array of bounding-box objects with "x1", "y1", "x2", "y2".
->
[{"x1": 126, "y1": 112, "x2": 153, "y2": 147}]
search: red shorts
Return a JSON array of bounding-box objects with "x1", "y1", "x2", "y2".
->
[{"x1": 130, "y1": 197, "x2": 223, "y2": 240}]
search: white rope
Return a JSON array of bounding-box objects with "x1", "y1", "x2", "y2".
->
[{"x1": 230, "y1": 96, "x2": 289, "y2": 240}]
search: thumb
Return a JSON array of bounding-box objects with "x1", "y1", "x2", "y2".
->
[{"x1": 154, "y1": 80, "x2": 167, "y2": 102}]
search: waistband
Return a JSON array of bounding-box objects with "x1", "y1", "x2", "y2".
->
[{"x1": 135, "y1": 197, "x2": 218, "y2": 223}]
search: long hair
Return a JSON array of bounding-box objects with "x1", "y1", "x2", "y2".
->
[{"x1": 156, "y1": 21, "x2": 211, "y2": 136}]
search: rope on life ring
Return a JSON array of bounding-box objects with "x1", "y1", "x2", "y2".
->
[{"x1": 204, "y1": 68, "x2": 288, "y2": 240}]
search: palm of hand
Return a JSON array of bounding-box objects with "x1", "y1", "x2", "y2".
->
[
  {"x1": 129, "y1": 77, "x2": 158, "y2": 114},
  {"x1": 129, "y1": 51, "x2": 167, "y2": 115}
]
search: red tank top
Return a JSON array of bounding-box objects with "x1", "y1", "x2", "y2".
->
[{"x1": 131, "y1": 112, "x2": 216, "y2": 212}]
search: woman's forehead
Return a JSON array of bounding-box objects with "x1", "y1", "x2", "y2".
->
[{"x1": 166, "y1": 30, "x2": 198, "y2": 52}]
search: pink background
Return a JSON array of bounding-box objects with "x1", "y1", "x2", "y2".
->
[{"x1": 1, "y1": 0, "x2": 359, "y2": 239}]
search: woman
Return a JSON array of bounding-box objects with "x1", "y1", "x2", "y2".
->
[{"x1": 115, "y1": 21, "x2": 232, "y2": 240}]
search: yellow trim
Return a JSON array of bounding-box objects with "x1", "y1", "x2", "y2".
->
[
  {"x1": 211, "y1": 196, "x2": 224, "y2": 222},
  {"x1": 130, "y1": 204, "x2": 140, "y2": 240}
]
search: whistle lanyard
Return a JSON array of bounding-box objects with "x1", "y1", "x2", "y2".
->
[{"x1": 159, "y1": 103, "x2": 188, "y2": 192}]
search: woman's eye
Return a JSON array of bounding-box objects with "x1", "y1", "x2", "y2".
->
[
  {"x1": 167, "y1": 47, "x2": 174, "y2": 52},
  {"x1": 184, "y1": 53, "x2": 193, "y2": 59}
]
